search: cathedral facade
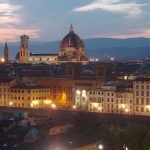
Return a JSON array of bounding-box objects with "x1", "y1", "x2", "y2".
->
[{"x1": 17, "y1": 25, "x2": 88, "y2": 64}]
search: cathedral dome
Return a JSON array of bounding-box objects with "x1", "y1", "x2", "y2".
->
[{"x1": 59, "y1": 25, "x2": 84, "y2": 50}]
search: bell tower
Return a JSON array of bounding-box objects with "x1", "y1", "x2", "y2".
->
[
  {"x1": 19, "y1": 35, "x2": 29, "y2": 63},
  {"x1": 4, "y1": 41, "x2": 9, "y2": 64}
]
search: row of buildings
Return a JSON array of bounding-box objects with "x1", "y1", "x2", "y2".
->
[
  {"x1": 0, "y1": 76, "x2": 150, "y2": 116},
  {"x1": 88, "y1": 78, "x2": 150, "y2": 116},
  {"x1": 0, "y1": 62, "x2": 112, "y2": 109}
]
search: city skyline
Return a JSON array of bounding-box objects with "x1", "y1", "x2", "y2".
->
[{"x1": 0, "y1": 0, "x2": 150, "y2": 42}]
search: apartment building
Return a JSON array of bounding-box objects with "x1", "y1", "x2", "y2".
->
[
  {"x1": 0, "y1": 79, "x2": 51, "y2": 108},
  {"x1": 133, "y1": 78, "x2": 150, "y2": 116},
  {"x1": 88, "y1": 84, "x2": 133, "y2": 115}
]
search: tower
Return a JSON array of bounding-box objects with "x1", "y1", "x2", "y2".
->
[
  {"x1": 19, "y1": 35, "x2": 29, "y2": 63},
  {"x1": 4, "y1": 41, "x2": 9, "y2": 64}
]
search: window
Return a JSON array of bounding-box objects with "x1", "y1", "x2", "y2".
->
[
  {"x1": 141, "y1": 98, "x2": 144, "y2": 105},
  {"x1": 146, "y1": 85, "x2": 149, "y2": 90},
  {"x1": 146, "y1": 99, "x2": 149, "y2": 105},
  {"x1": 141, "y1": 107, "x2": 144, "y2": 112},
  {"x1": 141, "y1": 91, "x2": 144, "y2": 96},
  {"x1": 136, "y1": 91, "x2": 139, "y2": 96},
  {"x1": 136, "y1": 106, "x2": 139, "y2": 112},
  {"x1": 146, "y1": 91, "x2": 149, "y2": 97},
  {"x1": 136, "y1": 85, "x2": 139, "y2": 89},
  {"x1": 136, "y1": 98, "x2": 139, "y2": 104},
  {"x1": 107, "y1": 98, "x2": 109, "y2": 102}
]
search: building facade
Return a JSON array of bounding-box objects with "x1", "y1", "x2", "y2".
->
[
  {"x1": 88, "y1": 84, "x2": 133, "y2": 114},
  {"x1": 19, "y1": 35, "x2": 29, "y2": 64},
  {"x1": 17, "y1": 25, "x2": 88, "y2": 64},
  {"x1": 133, "y1": 78, "x2": 150, "y2": 116},
  {"x1": 0, "y1": 79, "x2": 51, "y2": 108},
  {"x1": 26, "y1": 62, "x2": 112, "y2": 108},
  {"x1": 88, "y1": 79, "x2": 150, "y2": 116}
]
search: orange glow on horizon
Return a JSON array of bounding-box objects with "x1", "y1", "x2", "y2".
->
[{"x1": 0, "y1": 28, "x2": 40, "y2": 42}]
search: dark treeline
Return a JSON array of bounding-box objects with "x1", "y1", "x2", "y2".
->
[{"x1": 73, "y1": 112, "x2": 150, "y2": 150}]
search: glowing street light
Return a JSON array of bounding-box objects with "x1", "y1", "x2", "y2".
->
[
  {"x1": 146, "y1": 105, "x2": 150, "y2": 110},
  {"x1": 76, "y1": 90, "x2": 81, "y2": 95},
  {"x1": 44, "y1": 100, "x2": 52, "y2": 105},
  {"x1": 0, "y1": 58, "x2": 5, "y2": 63},
  {"x1": 33, "y1": 100, "x2": 39, "y2": 105},
  {"x1": 30, "y1": 103, "x2": 33, "y2": 107},
  {"x1": 125, "y1": 147, "x2": 129, "y2": 150},
  {"x1": 9, "y1": 101, "x2": 13, "y2": 106},
  {"x1": 125, "y1": 108, "x2": 129, "y2": 114},
  {"x1": 98, "y1": 144, "x2": 103, "y2": 150},
  {"x1": 121, "y1": 104, "x2": 126, "y2": 109},
  {"x1": 72, "y1": 105, "x2": 76, "y2": 110},
  {"x1": 51, "y1": 103, "x2": 56, "y2": 109},
  {"x1": 98, "y1": 107, "x2": 102, "y2": 112},
  {"x1": 82, "y1": 90, "x2": 86, "y2": 97}
]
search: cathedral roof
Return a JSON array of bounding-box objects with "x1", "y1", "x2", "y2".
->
[{"x1": 59, "y1": 25, "x2": 84, "y2": 50}]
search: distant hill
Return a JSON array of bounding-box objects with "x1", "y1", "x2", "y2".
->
[{"x1": 0, "y1": 38, "x2": 150, "y2": 60}]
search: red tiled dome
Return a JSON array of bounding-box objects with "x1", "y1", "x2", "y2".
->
[{"x1": 60, "y1": 25, "x2": 84, "y2": 50}]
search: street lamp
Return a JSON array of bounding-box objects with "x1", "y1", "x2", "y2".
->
[
  {"x1": 51, "y1": 103, "x2": 56, "y2": 109},
  {"x1": 76, "y1": 90, "x2": 81, "y2": 95},
  {"x1": 30, "y1": 103, "x2": 33, "y2": 108},
  {"x1": 0, "y1": 58, "x2": 5, "y2": 63},
  {"x1": 125, "y1": 108, "x2": 129, "y2": 114},
  {"x1": 72, "y1": 105, "x2": 76, "y2": 110},
  {"x1": 98, "y1": 107, "x2": 102, "y2": 112},
  {"x1": 9, "y1": 101, "x2": 13, "y2": 106},
  {"x1": 146, "y1": 105, "x2": 150, "y2": 110},
  {"x1": 98, "y1": 144, "x2": 104, "y2": 150}
]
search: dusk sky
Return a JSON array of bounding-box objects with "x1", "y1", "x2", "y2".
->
[{"x1": 0, "y1": 0, "x2": 150, "y2": 42}]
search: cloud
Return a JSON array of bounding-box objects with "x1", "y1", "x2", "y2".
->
[
  {"x1": 0, "y1": 3, "x2": 22, "y2": 25},
  {"x1": 73, "y1": 0, "x2": 145, "y2": 17},
  {"x1": 0, "y1": 2, "x2": 40, "y2": 42},
  {"x1": 93, "y1": 28, "x2": 150, "y2": 39}
]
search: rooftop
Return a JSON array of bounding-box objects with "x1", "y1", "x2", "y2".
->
[
  {"x1": 134, "y1": 78, "x2": 150, "y2": 81},
  {"x1": 30, "y1": 53, "x2": 58, "y2": 56},
  {"x1": 11, "y1": 83, "x2": 49, "y2": 89}
]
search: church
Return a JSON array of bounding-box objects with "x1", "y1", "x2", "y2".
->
[{"x1": 16, "y1": 25, "x2": 89, "y2": 64}]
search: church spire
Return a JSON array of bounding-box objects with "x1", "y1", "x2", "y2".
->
[
  {"x1": 70, "y1": 24, "x2": 74, "y2": 32},
  {"x1": 4, "y1": 40, "x2": 9, "y2": 64},
  {"x1": 4, "y1": 40, "x2": 8, "y2": 49}
]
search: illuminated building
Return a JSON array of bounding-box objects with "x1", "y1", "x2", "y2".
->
[
  {"x1": 27, "y1": 62, "x2": 112, "y2": 108},
  {"x1": 133, "y1": 78, "x2": 150, "y2": 116},
  {"x1": 16, "y1": 25, "x2": 88, "y2": 64},
  {"x1": 0, "y1": 79, "x2": 51, "y2": 108},
  {"x1": 88, "y1": 79, "x2": 150, "y2": 116},
  {"x1": 19, "y1": 35, "x2": 29, "y2": 64},
  {"x1": 58, "y1": 24, "x2": 88, "y2": 62},
  {"x1": 88, "y1": 84, "x2": 133, "y2": 114}
]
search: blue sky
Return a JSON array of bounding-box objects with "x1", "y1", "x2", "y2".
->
[{"x1": 0, "y1": 0, "x2": 150, "y2": 42}]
